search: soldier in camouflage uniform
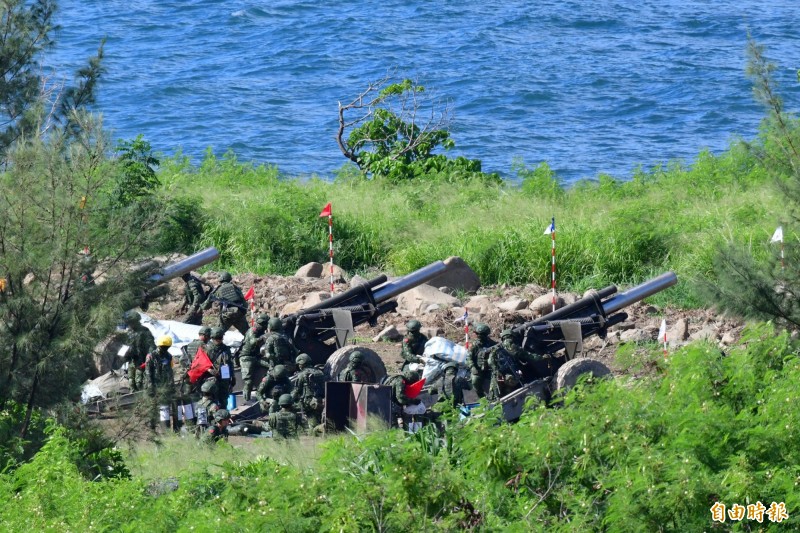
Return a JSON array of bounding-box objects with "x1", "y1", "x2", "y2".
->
[
  {"x1": 202, "y1": 271, "x2": 249, "y2": 335},
  {"x1": 123, "y1": 311, "x2": 156, "y2": 392},
  {"x1": 400, "y1": 319, "x2": 428, "y2": 372},
  {"x1": 145, "y1": 335, "x2": 177, "y2": 430},
  {"x1": 384, "y1": 369, "x2": 423, "y2": 408},
  {"x1": 292, "y1": 353, "x2": 326, "y2": 427},
  {"x1": 205, "y1": 327, "x2": 235, "y2": 407},
  {"x1": 203, "y1": 408, "x2": 232, "y2": 443},
  {"x1": 468, "y1": 323, "x2": 497, "y2": 399},
  {"x1": 434, "y1": 363, "x2": 471, "y2": 408},
  {"x1": 261, "y1": 318, "x2": 298, "y2": 373},
  {"x1": 196, "y1": 380, "x2": 221, "y2": 432},
  {"x1": 498, "y1": 328, "x2": 551, "y2": 376},
  {"x1": 180, "y1": 272, "x2": 208, "y2": 325},
  {"x1": 338, "y1": 351, "x2": 371, "y2": 382},
  {"x1": 269, "y1": 394, "x2": 303, "y2": 439},
  {"x1": 257, "y1": 365, "x2": 293, "y2": 414},
  {"x1": 239, "y1": 313, "x2": 271, "y2": 401}
]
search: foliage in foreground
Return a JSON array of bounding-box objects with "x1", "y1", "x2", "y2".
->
[{"x1": 1, "y1": 324, "x2": 798, "y2": 531}]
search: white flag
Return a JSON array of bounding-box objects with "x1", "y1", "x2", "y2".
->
[
  {"x1": 544, "y1": 221, "x2": 555, "y2": 235},
  {"x1": 771, "y1": 226, "x2": 783, "y2": 243},
  {"x1": 657, "y1": 319, "x2": 667, "y2": 343}
]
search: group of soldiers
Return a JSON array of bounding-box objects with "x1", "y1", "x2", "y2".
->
[{"x1": 123, "y1": 269, "x2": 550, "y2": 441}]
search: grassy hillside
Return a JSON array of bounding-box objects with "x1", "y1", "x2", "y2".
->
[{"x1": 157, "y1": 142, "x2": 779, "y2": 309}]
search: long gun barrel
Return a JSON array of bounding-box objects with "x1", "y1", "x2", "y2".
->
[
  {"x1": 287, "y1": 260, "x2": 451, "y2": 364},
  {"x1": 147, "y1": 247, "x2": 221, "y2": 284},
  {"x1": 514, "y1": 271, "x2": 677, "y2": 357}
]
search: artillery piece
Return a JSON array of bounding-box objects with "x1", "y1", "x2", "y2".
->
[
  {"x1": 278, "y1": 260, "x2": 452, "y2": 383},
  {"x1": 494, "y1": 271, "x2": 678, "y2": 420}
]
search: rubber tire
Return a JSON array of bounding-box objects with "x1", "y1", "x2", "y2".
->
[
  {"x1": 324, "y1": 346, "x2": 387, "y2": 384},
  {"x1": 554, "y1": 358, "x2": 611, "y2": 391}
]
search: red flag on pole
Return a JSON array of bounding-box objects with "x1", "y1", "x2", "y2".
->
[
  {"x1": 187, "y1": 345, "x2": 214, "y2": 383},
  {"x1": 319, "y1": 202, "x2": 332, "y2": 217},
  {"x1": 404, "y1": 378, "x2": 426, "y2": 399},
  {"x1": 244, "y1": 286, "x2": 255, "y2": 301}
]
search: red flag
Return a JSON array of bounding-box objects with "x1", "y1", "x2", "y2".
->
[
  {"x1": 319, "y1": 202, "x2": 332, "y2": 217},
  {"x1": 404, "y1": 378, "x2": 426, "y2": 399},
  {"x1": 244, "y1": 286, "x2": 255, "y2": 301},
  {"x1": 187, "y1": 345, "x2": 214, "y2": 384}
]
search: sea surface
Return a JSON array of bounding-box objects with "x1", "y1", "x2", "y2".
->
[{"x1": 47, "y1": 1, "x2": 800, "y2": 183}]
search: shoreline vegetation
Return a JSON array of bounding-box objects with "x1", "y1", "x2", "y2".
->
[{"x1": 1, "y1": 3, "x2": 798, "y2": 524}]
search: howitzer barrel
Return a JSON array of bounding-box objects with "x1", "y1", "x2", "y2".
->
[
  {"x1": 147, "y1": 247, "x2": 220, "y2": 284},
  {"x1": 601, "y1": 271, "x2": 677, "y2": 315},
  {"x1": 372, "y1": 261, "x2": 449, "y2": 302}
]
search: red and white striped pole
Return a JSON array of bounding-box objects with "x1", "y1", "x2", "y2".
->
[
  {"x1": 544, "y1": 217, "x2": 556, "y2": 312},
  {"x1": 771, "y1": 226, "x2": 784, "y2": 270},
  {"x1": 320, "y1": 202, "x2": 334, "y2": 294},
  {"x1": 463, "y1": 310, "x2": 470, "y2": 349}
]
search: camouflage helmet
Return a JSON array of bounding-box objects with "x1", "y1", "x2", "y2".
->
[
  {"x1": 501, "y1": 328, "x2": 518, "y2": 340},
  {"x1": 156, "y1": 335, "x2": 173, "y2": 347},
  {"x1": 349, "y1": 351, "x2": 364, "y2": 364},
  {"x1": 268, "y1": 317, "x2": 283, "y2": 331},
  {"x1": 278, "y1": 393, "x2": 294, "y2": 407},
  {"x1": 198, "y1": 326, "x2": 212, "y2": 337},
  {"x1": 210, "y1": 327, "x2": 225, "y2": 340},
  {"x1": 296, "y1": 353, "x2": 312, "y2": 367},
  {"x1": 475, "y1": 323, "x2": 491, "y2": 336},
  {"x1": 200, "y1": 380, "x2": 216, "y2": 394},
  {"x1": 123, "y1": 311, "x2": 140, "y2": 325},
  {"x1": 219, "y1": 271, "x2": 232, "y2": 283},
  {"x1": 272, "y1": 365, "x2": 287, "y2": 379},
  {"x1": 256, "y1": 313, "x2": 271, "y2": 327},
  {"x1": 403, "y1": 369, "x2": 421, "y2": 382},
  {"x1": 214, "y1": 408, "x2": 231, "y2": 422},
  {"x1": 406, "y1": 319, "x2": 422, "y2": 332}
]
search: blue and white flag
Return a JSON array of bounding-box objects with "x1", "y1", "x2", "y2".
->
[
  {"x1": 771, "y1": 226, "x2": 783, "y2": 243},
  {"x1": 454, "y1": 309, "x2": 468, "y2": 323},
  {"x1": 544, "y1": 217, "x2": 555, "y2": 235}
]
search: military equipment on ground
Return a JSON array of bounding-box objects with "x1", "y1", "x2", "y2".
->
[
  {"x1": 281, "y1": 260, "x2": 451, "y2": 381},
  {"x1": 133, "y1": 247, "x2": 220, "y2": 309},
  {"x1": 496, "y1": 271, "x2": 678, "y2": 420}
]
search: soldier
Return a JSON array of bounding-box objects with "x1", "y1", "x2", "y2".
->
[
  {"x1": 268, "y1": 394, "x2": 304, "y2": 439},
  {"x1": 499, "y1": 328, "x2": 551, "y2": 376},
  {"x1": 400, "y1": 319, "x2": 428, "y2": 372},
  {"x1": 180, "y1": 326, "x2": 212, "y2": 369},
  {"x1": 257, "y1": 365, "x2": 293, "y2": 414},
  {"x1": 180, "y1": 272, "x2": 208, "y2": 325},
  {"x1": 196, "y1": 380, "x2": 221, "y2": 432},
  {"x1": 145, "y1": 335, "x2": 177, "y2": 430},
  {"x1": 123, "y1": 311, "x2": 156, "y2": 392},
  {"x1": 202, "y1": 271, "x2": 249, "y2": 335},
  {"x1": 338, "y1": 351, "x2": 370, "y2": 382},
  {"x1": 239, "y1": 313, "x2": 271, "y2": 401},
  {"x1": 434, "y1": 363, "x2": 471, "y2": 408},
  {"x1": 292, "y1": 353, "x2": 326, "y2": 427},
  {"x1": 206, "y1": 327, "x2": 235, "y2": 407},
  {"x1": 204, "y1": 408, "x2": 233, "y2": 443},
  {"x1": 384, "y1": 369, "x2": 426, "y2": 430},
  {"x1": 262, "y1": 317, "x2": 298, "y2": 373},
  {"x1": 468, "y1": 323, "x2": 498, "y2": 399}
]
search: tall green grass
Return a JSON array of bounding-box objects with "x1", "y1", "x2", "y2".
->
[{"x1": 158, "y1": 141, "x2": 782, "y2": 308}]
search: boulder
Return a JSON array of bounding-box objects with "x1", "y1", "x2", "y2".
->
[
  {"x1": 496, "y1": 298, "x2": 529, "y2": 312},
  {"x1": 464, "y1": 295, "x2": 492, "y2": 314},
  {"x1": 350, "y1": 274, "x2": 370, "y2": 288},
  {"x1": 620, "y1": 328, "x2": 651, "y2": 344},
  {"x1": 690, "y1": 326, "x2": 719, "y2": 342},
  {"x1": 427, "y1": 256, "x2": 481, "y2": 293},
  {"x1": 396, "y1": 284, "x2": 460, "y2": 316},
  {"x1": 374, "y1": 325, "x2": 403, "y2": 342},
  {"x1": 295, "y1": 262, "x2": 324, "y2": 278},
  {"x1": 667, "y1": 318, "x2": 689, "y2": 343},
  {"x1": 530, "y1": 294, "x2": 566, "y2": 317},
  {"x1": 281, "y1": 291, "x2": 331, "y2": 315}
]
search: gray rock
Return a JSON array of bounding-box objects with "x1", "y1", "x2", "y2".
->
[
  {"x1": 396, "y1": 284, "x2": 460, "y2": 316},
  {"x1": 720, "y1": 330, "x2": 738, "y2": 346},
  {"x1": 667, "y1": 318, "x2": 689, "y2": 342},
  {"x1": 690, "y1": 326, "x2": 719, "y2": 342},
  {"x1": 350, "y1": 274, "x2": 370, "y2": 287},
  {"x1": 530, "y1": 294, "x2": 566, "y2": 317},
  {"x1": 374, "y1": 325, "x2": 402, "y2": 342},
  {"x1": 295, "y1": 262, "x2": 324, "y2": 278},
  {"x1": 620, "y1": 328, "x2": 651, "y2": 343},
  {"x1": 496, "y1": 298, "x2": 529, "y2": 312},
  {"x1": 281, "y1": 291, "x2": 331, "y2": 315},
  {"x1": 427, "y1": 256, "x2": 481, "y2": 293}
]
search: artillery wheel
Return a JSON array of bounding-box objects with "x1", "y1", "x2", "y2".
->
[
  {"x1": 554, "y1": 358, "x2": 611, "y2": 391},
  {"x1": 325, "y1": 346, "x2": 387, "y2": 384}
]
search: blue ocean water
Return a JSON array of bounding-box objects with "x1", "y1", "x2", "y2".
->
[{"x1": 47, "y1": 1, "x2": 800, "y2": 183}]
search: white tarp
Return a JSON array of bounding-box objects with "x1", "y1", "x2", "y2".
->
[
  {"x1": 82, "y1": 313, "x2": 245, "y2": 403},
  {"x1": 420, "y1": 336, "x2": 470, "y2": 382}
]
